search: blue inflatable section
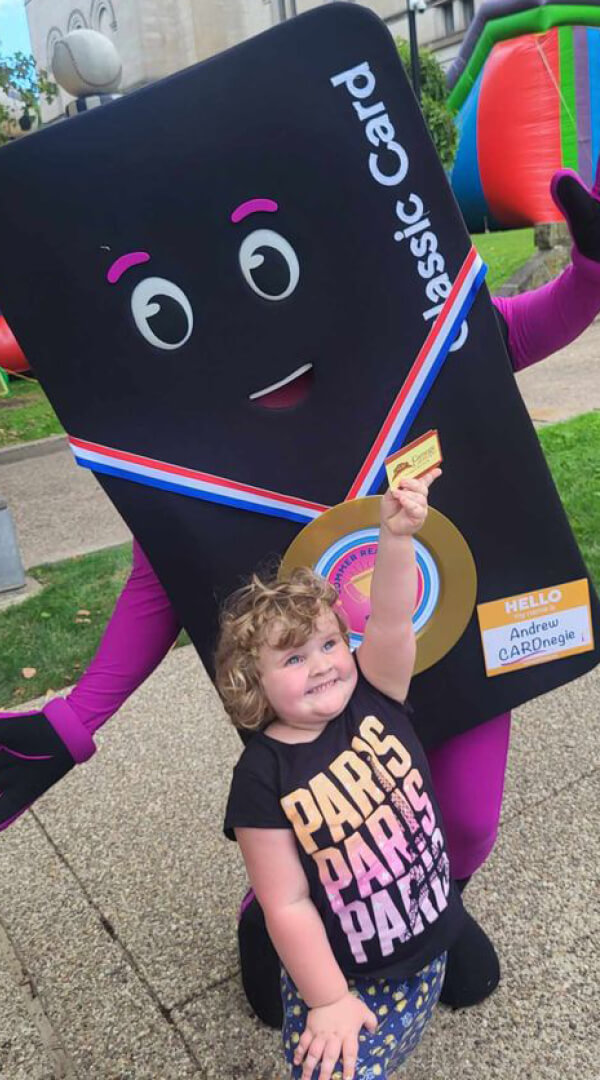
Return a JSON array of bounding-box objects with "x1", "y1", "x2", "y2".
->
[
  {"x1": 589, "y1": 28, "x2": 600, "y2": 178},
  {"x1": 451, "y1": 68, "x2": 501, "y2": 231}
]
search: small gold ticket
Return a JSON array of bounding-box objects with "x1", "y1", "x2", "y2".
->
[{"x1": 385, "y1": 430, "x2": 442, "y2": 489}]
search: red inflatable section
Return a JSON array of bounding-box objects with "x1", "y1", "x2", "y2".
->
[
  {"x1": 479, "y1": 31, "x2": 563, "y2": 226},
  {"x1": 0, "y1": 312, "x2": 27, "y2": 373}
]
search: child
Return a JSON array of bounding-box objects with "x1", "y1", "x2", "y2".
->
[{"x1": 219, "y1": 468, "x2": 463, "y2": 1080}]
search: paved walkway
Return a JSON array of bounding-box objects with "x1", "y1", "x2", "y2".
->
[
  {"x1": 0, "y1": 437, "x2": 130, "y2": 570},
  {"x1": 0, "y1": 321, "x2": 598, "y2": 1078},
  {"x1": 514, "y1": 317, "x2": 600, "y2": 422}
]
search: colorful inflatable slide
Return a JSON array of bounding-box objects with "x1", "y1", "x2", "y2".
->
[{"x1": 448, "y1": 0, "x2": 600, "y2": 229}]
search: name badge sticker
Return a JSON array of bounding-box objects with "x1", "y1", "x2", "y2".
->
[{"x1": 477, "y1": 579, "x2": 594, "y2": 677}]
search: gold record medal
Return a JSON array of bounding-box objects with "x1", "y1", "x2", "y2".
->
[{"x1": 280, "y1": 497, "x2": 477, "y2": 675}]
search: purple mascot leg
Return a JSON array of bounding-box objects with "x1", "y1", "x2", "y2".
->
[
  {"x1": 427, "y1": 713, "x2": 511, "y2": 881},
  {"x1": 426, "y1": 716, "x2": 511, "y2": 1008}
]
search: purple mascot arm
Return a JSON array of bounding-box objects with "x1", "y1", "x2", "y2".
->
[
  {"x1": 493, "y1": 165, "x2": 600, "y2": 371},
  {"x1": 0, "y1": 540, "x2": 181, "y2": 830},
  {"x1": 65, "y1": 539, "x2": 181, "y2": 732}
]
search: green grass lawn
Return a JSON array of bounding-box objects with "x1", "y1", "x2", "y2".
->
[
  {"x1": 0, "y1": 412, "x2": 597, "y2": 708},
  {"x1": 0, "y1": 544, "x2": 134, "y2": 707},
  {"x1": 0, "y1": 541, "x2": 191, "y2": 708},
  {"x1": 0, "y1": 375, "x2": 64, "y2": 447},
  {"x1": 537, "y1": 412, "x2": 600, "y2": 586},
  {"x1": 470, "y1": 227, "x2": 535, "y2": 294}
]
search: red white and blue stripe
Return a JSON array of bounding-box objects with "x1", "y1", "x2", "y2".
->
[
  {"x1": 347, "y1": 245, "x2": 486, "y2": 499},
  {"x1": 69, "y1": 247, "x2": 486, "y2": 521},
  {"x1": 69, "y1": 437, "x2": 329, "y2": 524}
]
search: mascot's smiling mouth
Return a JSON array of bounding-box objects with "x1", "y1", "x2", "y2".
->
[{"x1": 249, "y1": 363, "x2": 314, "y2": 409}]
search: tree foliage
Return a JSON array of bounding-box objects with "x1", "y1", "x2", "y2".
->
[
  {"x1": 0, "y1": 48, "x2": 58, "y2": 144},
  {"x1": 396, "y1": 39, "x2": 457, "y2": 170}
]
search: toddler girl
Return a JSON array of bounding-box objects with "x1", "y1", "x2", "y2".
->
[{"x1": 220, "y1": 469, "x2": 463, "y2": 1080}]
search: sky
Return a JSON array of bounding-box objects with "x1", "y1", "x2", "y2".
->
[{"x1": 0, "y1": 0, "x2": 32, "y2": 57}]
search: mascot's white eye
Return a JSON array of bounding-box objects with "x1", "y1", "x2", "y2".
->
[
  {"x1": 239, "y1": 229, "x2": 300, "y2": 301},
  {"x1": 131, "y1": 276, "x2": 193, "y2": 350}
]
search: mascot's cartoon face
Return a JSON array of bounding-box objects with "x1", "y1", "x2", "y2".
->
[
  {"x1": 70, "y1": 161, "x2": 451, "y2": 508},
  {"x1": 106, "y1": 197, "x2": 316, "y2": 410},
  {"x1": 118, "y1": 200, "x2": 301, "y2": 369}
]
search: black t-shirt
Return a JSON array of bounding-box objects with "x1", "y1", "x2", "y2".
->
[{"x1": 224, "y1": 668, "x2": 465, "y2": 980}]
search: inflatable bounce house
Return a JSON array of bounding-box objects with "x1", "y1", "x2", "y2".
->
[
  {"x1": 0, "y1": 312, "x2": 26, "y2": 376},
  {"x1": 448, "y1": 0, "x2": 600, "y2": 229}
]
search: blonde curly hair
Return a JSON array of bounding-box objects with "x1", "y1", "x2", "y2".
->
[{"x1": 215, "y1": 566, "x2": 349, "y2": 733}]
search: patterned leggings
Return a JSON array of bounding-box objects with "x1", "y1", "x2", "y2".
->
[{"x1": 281, "y1": 954, "x2": 446, "y2": 1079}]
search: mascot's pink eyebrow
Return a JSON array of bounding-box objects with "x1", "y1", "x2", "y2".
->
[
  {"x1": 105, "y1": 202, "x2": 277, "y2": 282},
  {"x1": 107, "y1": 251, "x2": 151, "y2": 284},
  {"x1": 231, "y1": 198, "x2": 278, "y2": 223}
]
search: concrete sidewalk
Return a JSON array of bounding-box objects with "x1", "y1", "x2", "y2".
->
[
  {"x1": 0, "y1": 437, "x2": 130, "y2": 570},
  {"x1": 1, "y1": 650, "x2": 598, "y2": 1079},
  {"x1": 514, "y1": 317, "x2": 600, "y2": 423}
]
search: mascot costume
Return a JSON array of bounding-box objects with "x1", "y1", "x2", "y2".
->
[{"x1": 1, "y1": 4, "x2": 599, "y2": 1022}]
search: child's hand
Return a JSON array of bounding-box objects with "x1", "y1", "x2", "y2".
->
[
  {"x1": 293, "y1": 991, "x2": 377, "y2": 1080},
  {"x1": 380, "y1": 467, "x2": 441, "y2": 538}
]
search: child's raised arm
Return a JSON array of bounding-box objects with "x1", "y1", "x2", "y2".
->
[
  {"x1": 236, "y1": 827, "x2": 376, "y2": 1080},
  {"x1": 357, "y1": 468, "x2": 441, "y2": 703}
]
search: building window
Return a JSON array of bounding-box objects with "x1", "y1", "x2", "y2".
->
[
  {"x1": 463, "y1": 0, "x2": 474, "y2": 27},
  {"x1": 442, "y1": 2, "x2": 455, "y2": 36}
]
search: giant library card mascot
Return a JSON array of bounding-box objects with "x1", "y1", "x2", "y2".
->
[{"x1": 1, "y1": 3, "x2": 599, "y2": 1019}]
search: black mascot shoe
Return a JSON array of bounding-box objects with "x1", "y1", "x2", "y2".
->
[
  {"x1": 238, "y1": 893, "x2": 283, "y2": 1029},
  {"x1": 237, "y1": 886, "x2": 500, "y2": 1021},
  {"x1": 439, "y1": 909, "x2": 501, "y2": 1009}
]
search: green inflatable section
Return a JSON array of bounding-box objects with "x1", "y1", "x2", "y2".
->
[
  {"x1": 559, "y1": 26, "x2": 578, "y2": 171},
  {"x1": 448, "y1": 4, "x2": 600, "y2": 110}
]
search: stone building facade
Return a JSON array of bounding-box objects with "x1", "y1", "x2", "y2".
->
[{"x1": 25, "y1": 0, "x2": 478, "y2": 121}]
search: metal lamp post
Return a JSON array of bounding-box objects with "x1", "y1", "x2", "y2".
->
[{"x1": 406, "y1": 0, "x2": 427, "y2": 104}]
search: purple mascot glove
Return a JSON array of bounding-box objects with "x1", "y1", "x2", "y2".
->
[
  {"x1": 551, "y1": 163, "x2": 600, "y2": 261},
  {"x1": 0, "y1": 700, "x2": 95, "y2": 830}
]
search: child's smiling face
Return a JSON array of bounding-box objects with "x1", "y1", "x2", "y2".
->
[{"x1": 258, "y1": 608, "x2": 357, "y2": 734}]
